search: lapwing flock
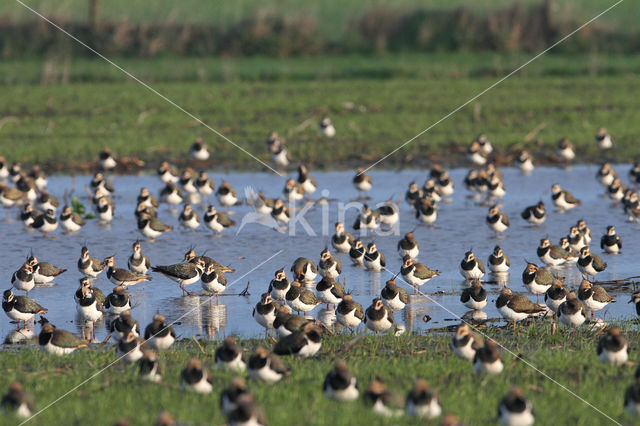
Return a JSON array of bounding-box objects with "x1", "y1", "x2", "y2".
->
[{"x1": 2, "y1": 126, "x2": 640, "y2": 425}]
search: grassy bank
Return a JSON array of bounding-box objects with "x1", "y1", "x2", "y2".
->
[
  {"x1": 0, "y1": 72, "x2": 638, "y2": 171},
  {"x1": 2, "y1": 323, "x2": 638, "y2": 424}
]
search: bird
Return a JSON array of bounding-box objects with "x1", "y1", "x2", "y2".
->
[
  {"x1": 331, "y1": 222, "x2": 354, "y2": 253},
  {"x1": 290, "y1": 257, "x2": 318, "y2": 283},
  {"x1": 248, "y1": 346, "x2": 290, "y2": 384},
  {"x1": 253, "y1": 293, "x2": 278, "y2": 330},
  {"x1": 349, "y1": 239, "x2": 365, "y2": 266},
  {"x1": 109, "y1": 310, "x2": 140, "y2": 342},
  {"x1": 216, "y1": 181, "x2": 238, "y2": 207},
  {"x1": 195, "y1": 171, "x2": 215, "y2": 197},
  {"x1": 75, "y1": 284, "x2": 104, "y2": 336},
  {"x1": 97, "y1": 147, "x2": 117, "y2": 170},
  {"x1": 487, "y1": 175, "x2": 506, "y2": 201},
  {"x1": 381, "y1": 279, "x2": 409, "y2": 312},
  {"x1": 496, "y1": 288, "x2": 546, "y2": 331},
  {"x1": 1, "y1": 381, "x2": 36, "y2": 419},
  {"x1": 96, "y1": 196, "x2": 114, "y2": 223},
  {"x1": 220, "y1": 377, "x2": 252, "y2": 417},
  {"x1": 296, "y1": 164, "x2": 317, "y2": 195},
  {"x1": 556, "y1": 138, "x2": 575, "y2": 163},
  {"x1": 3, "y1": 289, "x2": 47, "y2": 328},
  {"x1": 405, "y1": 378, "x2": 441, "y2": 419},
  {"x1": 624, "y1": 376, "x2": 640, "y2": 414},
  {"x1": 515, "y1": 150, "x2": 534, "y2": 173},
  {"x1": 400, "y1": 255, "x2": 439, "y2": 291},
  {"x1": 577, "y1": 247, "x2": 607, "y2": 279},
  {"x1": 128, "y1": 240, "x2": 150, "y2": 274},
  {"x1": 159, "y1": 182, "x2": 183, "y2": 206},
  {"x1": 90, "y1": 172, "x2": 114, "y2": 194},
  {"x1": 59, "y1": 205, "x2": 85, "y2": 232},
  {"x1": 520, "y1": 201, "x2": 546, "y2": 226},
  {"x1": 557, "y1": 292, "x2": 587, "y2": 328},
  {"x1": 578, "y1": 280, "x2": 614, "y2": 318},
  {"x1": 157, "y1": 162, "x2": 179, "y2": 183},
  {"x1": 422, "y1": 178, "x2": 442, "y2": 202},
  {"x1": 473, "y1": 340, "x2": 503, "y2": 374},
  {"x1": 397, "y1": 231, "x2": 419, "y2": 259},
  {"x1": 405, "y1": 182, "x2": 423, "y2": 206},
  {"x1": 435, "y1": 169, "x2": 455, "y2": 197},
  {"x1": 21, "y1": 204, "x2": 38, "y2": 228},
  {"x1": 116, "y1": 331, "x2": 144, "y2": 364},
  {"x1": 152, "y1": 259, "x2": 205, "y2": 296},
  {"x1": 283, "y1": 178, "x2": 305, "y2": 203},
  {"x1": 273, "y1": 307, "x2": 306, "y2": 337},
  {"x1": 353, "y1": 204, "x2": 380, "y2": 232},
  {"x1": 315, "y1": 275, "x2": 345, "y2": 308},
  {"x1": 201, "y1": 263, "x2": 227, "y2": 295},
  {"x1": 376, "y1": 199, "x2": 399, "y2": 229},
  {"x1": 487, "y1": 246, "x2": 510, "y2": 273},
  {"x1": 415, "y1": 197, "x2": 437, "y2": 225},
  {"x1": 104, "y1": 286, "x2": 131, "y2": 315},
  {"x1": 318, "y1": 116, "x2": 336, "y2": 137},
  {"x1": 77, "y1": 246, "x2": 107, "y2": 278},
  {"x1": 144, "y1": 314, "x2": 176, "y2": 351},
  {"x1": 270, "y1": 199, "x2": 290, "y2": 225},
  {"x1": 267, "y1": 268, "x2": 290, "y2": 302},
  {"x1": 30, "y1": 208, "x2": 58, "y2": 236},
  {"x1": 596, "y1": 163, "x2": 617, "y2": 186},
  {"x1": 138, "y1": 350, "x2": 162, "y2": 382},
  {"x1": 363, "y1": 243, "x2": 386, "y2": 271},
  {"x1": 318, "y1": 248, "x2": 342, "y2": 279},
  {"x1": 631, "y1": 292, "x2": 640, "y2": 319},
  {"x1": 600, "y1": 225, "x2": 622, "y2": 254},
  {"x1": 215, "y1": 336, "x2": 246, "y2": 372},
  {"x1": 467, "y1": 140, "x2": 487, "y2": 166},
  {"x1": 551, "y1": 183, "x2": 580, "y2": 211},
  {"x1": 273, "y1": 322, "x2": 322, "y2": 358},
  {"x1": 73, "y1": 277, "x2": 105, "y2": 308},
  {"x1": 180, "y1": 358, "x2": 212, "y2": 394},
  {"x1": 522, "y1": 262, "x2": 553, "y2": 303},
  {"x1": 285, "y1": 281, "x2": 320, "y2": 314},
  {"x1": 204, "y1": 205, "x2": 235, "y2": 234},
  {"x1": 136, "y1": 188, "x2": 159, "y2": 214},
  {"x1": 607, "y1": 178, "x2": 626, "y2": 202},
  {"x1": 597, "y1": 327, "x2": 629, "y2": 366},
  {"x1": 323, "y1": 360, "x2": 359, "y2": 402},
  {"x1": 498, "y1": 387, "x2": 535, "y2": 426},
  {"x1": 577, "y1": 218, "x2": 592, "y2": 243},
  {"x1": 544, "y1": 279, "x2": 569, "y2": 313},
  {"x1": 450, "y1": 323, "x2": 482, "y2": 361},
  {"x1": 537, "y1": 238, "x2": 570, "y2": 267},
  {"x1": 137, "y1": 212, "x2": 172, "y2": 240},
  {"x1": 460, "y1": 279, "x2": 487, "y2": 310},
  {"x1": 38, "y1": 320, "x2": 88, "y2": 355},
  {"x1": 105, "y1": 256, "x2": 152, "y2": 287},
  {"x1": 250, "y1": 191, "x2": 274, "y2": 215},
  {"x1": 28, "y1": 255, "x2": 65, "y2": 286},
  {"x1": 364, "y1": 377, "x2": 404, "y2": 418},
  {"x1": 459, "y1": 251, "x2": 485, "y2": 280},
  {"x1": 267, "y1": 132, "x2": 290, "y2": 169},
  {"x1": 595, "y1": 127, "x2": 613, "y2": 149},
  {"x1": 183, "y1": 249, "x2": 235, "y2": 273},
  {"x1": 567, "y1": 225, "x2": 586, "y2": 252},
  {"x1": 226, "y1": 394, "x2": 267, "y2": 426},
  {"x1": 558, "y1": 237, "x2": 579, "y2": 263},
  {"x1": 10, "y1": 263, "x2": 35, "y2": 296},
  {"x1": 353, "y1": 168, "x2": 372, "y2": 199},
  {"x1": 190, "y1": 137, "x2": 210, "y2": 160},
  {"x1": 364, "y1": 298, "x2": 394, "y2": 333},
  {"x1": 336, "y1": 294, "x2": 364, "y2": 330}
]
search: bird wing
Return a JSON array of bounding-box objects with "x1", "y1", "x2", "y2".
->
[
  {"x1": 593, "y1": 286, "x2": 614, "y2": 303},
  {"x1": 269, "y1": 354, "x2": 291, "y2": 375},
  {"x1": 217, "y1": 212, "x2": 235, "y2": 227},
  {"x1": 414, "y1": 263, "x2": 438, "y2": 279},
  {"x1": 508, "y1": 295, "x2": 545, "y2": 314},
  {"x1": 273, "y1": 331, "x2": 306, "y2": 355},
  {"x1": 149, "y1": 218, "x2": 171, "y2": 232},
  {"x1": 592, "y1": 254, "x2": 607, "y2": 271},
  {"x1": 535, "y1": 268, "x2": 554, "y2": 287},
  {"x1": 564, "y1": 191, "x2": 580, "y2": 204},
  {"x1": 52, "y1": 329, "x2": 88, "y2": 348},
  {"x1": 300, "y1": 289, "x2": 319, "y2": 305},
  {"x1": 15, "y1": 296, "x2": 47, "y2": 313}
]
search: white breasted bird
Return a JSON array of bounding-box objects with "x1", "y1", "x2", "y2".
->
[
  {"x1": 268, "y1": 268, "x2": 290, "y2": 302},
  {"x1": 401, "y1": 255, "x2": 439, "y2": 292},
  {"x1": 405, "y1": 378, "x2": 441, "y2": 419},
  {"x1": 397, "y1": 231, "x2": 419, "y2": 259},
  {"x1": 128, "y1": 240, "x2": 150, "y2": 274},
  {"x1": 116, "y1": 331, "x2": 144, "y2": 364},
  {"x1": 38, "y1": 321, "x2": 88, "y2": 355},
  {"x1": 144, "y1": 314, "x2": 176, "y2": 351},
  {"x1": 364, "y1": 298, "x2": 394, "y2": 333},
  {"x1": 381, "y1": 279, "x2": 409, "y2": 312},
  {"x1": 498, "y1": 387, "x2": 534, "y2": 426},
  {"x1": 318, "y1": 248, "x2": 342, "y2": 279},
  {"x1": 1, "y1": 381, "x2": 36, "y2": 419},
  {"x1": 138, "y1": 350, "x2": 162, "y2": 382},
  {"x1": 180, "y1": 358, "x2": 212, "y2": 394},
  {"x1": 459, "y1": 251, "x2": 485, "y2": 280},
  {"x1": 319, "y1": 116, "x2": 336, "y2": 137},
  {"x1": 323, "y1": 360, "x2": 359, "y2": 402},
  {"x1": 496, "y1": 288, "x2": 546, "y2": 331},
  {"x1": 220, "y1": 377, "x2": 252, "y2": 417},
  {"x1": 595, "y1": 127, "x2": 613, "y2": 149},
  {"x1": 273, "y1": 322, "x2": 322, "y2": 358},
  {"x1": 577, "y1": 247, "x2": 607, "y2": 279},
  {"x1": 488, "y1": 246, "x2": 510, "y2": 273},
  {"x1": 597, "y1": 327, "x2": 629, "y2": 366},
  {"x1": 190, "y1": 137, "x2": 210, "y2": 160},
  {"x1": 3, "y1": 289, "x2": 47, "y2": 328},
  {"x1": 104, "y1": 286, "x2": 131, "y2": 315},
  {"x1": 600, "y1": 225, "x2": 622, "y2": 254},
  {"x1": 253, "y1": 293, "x2": 278, "y2": 330},
  {"x1": 59, "y1": 205, "x2": 85, "y2": 232},
  {"x1": 248, "y1": 346, "x2": 290, "y2": 384},
  {"x1": 460, "y1": 279, "x2": 487, "y2": 310},
  {"x1": 336, "y1": 294, "x2": 364, "y2": 330},
  {"x1": 578, "y1": 280, "x2": 614, "y2": 318},
  {"x1": 450, "y1": 323, "x2": 482, "y2": 361},
  {"x1": 215, "y1": 336, "x2": 246, "y2": 372},
  {"x1": 551, "y1": 183, "x2": 580, "y2": 211},
  {"x1": 557, "y1": 292, "x2": 586, "y2": 328},
  {"x1": 353, "y1": 168, "x2": 372, "y2": 199},
  {"x1": 331, "y1": 222, "x2": 354, "y2": 253},
  {"x1": 363, "y1": 243, "x2": 386, "y2": 271},
  {"x1": 204, "y1": 205, "x2": 235, "y2": 234},
  {"x1": 520, "y1": 201, "x2": 546, "y2": 226},
  {"x1": 473, "y1": 340, "x2": 503, "y2": 375}
]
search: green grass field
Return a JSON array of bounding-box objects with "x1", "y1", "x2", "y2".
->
[{"x1": 2, "y1": 323, "x2": 638, "y2": 425}]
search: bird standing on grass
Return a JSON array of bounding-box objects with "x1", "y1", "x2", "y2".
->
[{"x1": 323, "y1": 360, "x2": 359, "y2": 402}]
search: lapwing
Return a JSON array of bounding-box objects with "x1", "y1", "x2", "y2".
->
[
  {"x1": 159, "y1": 182, "x2": 183, "y2": 206},
  {"x1": 36, "y1": 190, "x2": 57, "y2": 211},
  {"x1": 138, "y1": 350, "x2": 162, "y2": 382},
  {"x1": 577, "y1": 247, "x2": 607, "y2": 279},
  {"x1": 21, "y1": 204, "x2": 38, "y2": 228},
  {"x1": 220, "y1": 377, "x2": 251, "y2": 417},
  {"x1": 91, "y1": 172, "x2": 114, "y2": 195},
  {"x1": 520, "y1": 201, "x2": 546, "y2": 226},
  {"x1": 109, "y1": 310, "x2": 140, "y2": 342},
  {"x1": 323, "y1": 360, "x2": 359, "y2": 402},
  {"x1": 2, "y1": 289, "x2": 46, "y2": 328},
  {"x1": 144, "y1": 314, "x2": 176, "y2": 351},
  {"x1": 522, "y1": 262, "x2": 553, "y2": 303},
  {"x1": 216, "y1": 181, "x2": 238, "y2": 207},
  {"x1": 405, "y1": 182, "x2": 423, "y2": 206},
  {"x1": 251, "y1": 191, "x2": 274, "y2": 215},
  {"x1": 77, "y1": 246, "x2": 107, "y2": 278},
  {"x1": 291, "y1": 257, "x2": 317, "y2": 283},
  {"x1": 248, "y1": 346, "x2": 290, "y2": 384},
  {"x1": 59, "y1": 205, "x2": 85, "y2": 232},
  {"x1": 515, "y1": 150, "x2": 534, "y2": 173},
  {"x1": 319, "y1": 116, "x2": 336, "y2": 137},
  {"x1": 27, "y1": 256, "x2": 66, "y2": 284},
  {"x1": 297, "y1": 164, "x2": 317, "y2": 195},
  {"x1": 600, "y1": 225, "x2": 622, "y2": 254},
  {"x1": 401, "y1": 255, "x2": 439, "y2": 291},
  {"x1": 268, "y1": 268, "x2": 290, "y2": 302},
  {"x1": 551, "y1": 184, "x2": 580, "y2": 211},
  {"x1": 98, "y1": 147, "x2": 117, "y2": 170},
  {"x1": 201, "y1": 263, "x2": 227, "y2": 296},
  {"x1": 128, "y1": 241, "x2": 150, "y2": 274},
  {"x1": 273, "y1": 307, "x2": 306, "y2": 337},
  {"x1": 397, "y1": 232, "x2": 419, "y2": 259},
  {"x1": 104, "y1": 286, "x2": 131, "y2": 315},
  {"x1": 195, "y1": 171, "x2": 215, "y2": 197},
  {"x1": 39, "y1": 321, "x2": 88, "y2": 355},
  {"x1": 558, "y1": 237, "x2": 579, "y2": 263},
  {"x1": 364, "y1": 298, "x2": 393, "y2": 333},
  {"x1": 556, "y1": 138, "x2": 575, "y2": 163},
  {"x1": 215, "y1": 336, "x2": 246, "y2": 372},
  {"x1": 537, "y1": 238, "x2": 570, "y2": 267},
  {"x1": 487, "y1": 174, "x2": 506, "y2": 201},
  {"x1": 567, "y1": 225, "x2": 586, "y2": 252},
  {"x1": 376, "y1": 199, "x2": 399, "y2": 229},
  {"x1": 226, "y1": 394, "x2": 267, "y2": 426},
  {"x1": 253, "y1": 293, "x2": 278, "y2": 330},
  {"x1": 364, "y1": 243, "x2": 386, "y2": 271},
  {"x1": 467, "y1": 140, "x2": 487, "y2": 166},
  {"x1": 190, "y1": 137, "x2": 210, "y2": 160},
  {"x1": 285, "y1": 281, "x2": 320, "y2": 314},
  {"x1": 544, "y1": 279, "x2": 568, "y2": 313},
  {"x1": 137, "y1": 212, "x2": 172, "y2": 240},
  {"x1": 488, "y1": 246, "x2": 510, "y2": 273},
  {"x1": 498, "y1": 387, "x2": 534, "y2": 426},
  {"x1": 180, "y1": 358, "x2": 212, "y2": 394},
  {"x1": 178, "y1": 204, "x2": 200, "y2": 230},
  {"x1": 152, "y1": 259, "x2": 205, "y2": 296},
  {"x1": 336, "y1": 294, "x2": 364, "y2": 330},
  {"x1": 461, "y1": 279, "x2": 487, "y2": 310},
  {"x1": 436, "y1": 169, "x2": 455, "y2": 197},
  {"x1": 450, "y1": 323, "x2": 482, "y2": 361},
  {"x1": 607, "y1": 178, "x2": 626, "y2": 202},
  {"x1": 73, "y1": 278, "x2": 106, "y2": 307},
  {"x1": 315, "y1": 274, "x2": 345, "y2": 308},
  {"x1": 631, "y1": 291, "x2": 640, "y2": 319},
  {"x1": 353, "y1": 168, "x2": 372, "y2": 199},
  {"x1": 576, "y1": 219, "x2": 592, "y2": 243},
  {"x1": 596, "y1": 163, "x2": 617, "y2": 186},
  {"x1": 105, "y1": 256, "x2": 152, "y2": 287},
  {"x1": 273, "y1": 322, "x2": 322, "y2": 358},
  {"x1": 283, "y1": 178, "x2": 304, "y2": 203},
  {"x1": 597, "y1": 327, "x2": 629, "y2": 366},
  {"x1": 8, "y1": 162, "x2": 21, "y2": 183},
  {"x1": 11, "y1": 263, "x2": 35, "y2": 296},
  {"x1": 473, "y1": 340, "x2": 503, "y2": 374},
  {"x1": 364, "y1": 377, "x2": 404, "y2": 418},
  {"x1": 405, "y1": 378, "x2": 441, "y2": 419},
  {"x1": 557, "y1": 292, "x2": 586, "y2": 328},
  {"x1": 1, "y1": 381, "x2": 36, "y2": 419},
  {"x1": 15, "y1": 175, "x2": 37, "y2": 202},
  {"x1": 595, "y1": 127, "x2": 613, "y2": 149},
  {"x1": 349, "y1": 239, "x2": 365, "y2": 266},
  {"x1": 157, "y1": 161, "x2": 179, "y2": 184},
  {"x1": 578, "y1": 280, "x2": 614, "y2": 318},
  {"x1": 267, "y1": 132, "x2": 291, "y2": 169},
  {"x1": 381, "y1": 279, "x2": 409, "y2": 312},
  {"x1": 0, "y1": 182, "x2": 25, "y2": 212},
  {"x1": 96, "y1": 196, "x2": 114, "y2": 224},
  {"x1": 353, "y1": 204, "x2": 380, "y2": 231},
  {"x1": 318, "y1": 248, "x2": 342, "y2": 279},
  {"x1": 116, "y1": 331, "x2": 144, "y2": 364},
  {"x1": 459, "y1": 251, "x2": 485, "y2": 280},
  {"x1": 415, "y1": 197, "x2": 437, "y2": 225},
  {"x1": 331, "y1": 222, "x2": 354, "y2": 253},
  {"x1": 496, "y1": 288, "x2": 546, "y2": 331},
  {"x1": 271, "y1": 199, "x2": 290, "y2": 225},
  {"x1": 75, "y1": 284, "x2": 104, "y2": 336},
  {"x1": 30, "y1": 209, "x2": 58, "y2": 236},
  {"x1": 204, "y1": 205, "x2": 235, "y2": 234},
  {"x1": 183, "y1": 249, "x2": 235, "y2": 273}
]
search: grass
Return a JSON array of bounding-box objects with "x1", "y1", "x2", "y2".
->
[
  {"x1": 1, "y1": 68, "x2": 640, "y2": 170},
  {"x1": 2, "y1": 323, "x2": 639, "y2": 425}
]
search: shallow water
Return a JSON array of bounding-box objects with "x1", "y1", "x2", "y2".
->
[{"x1": 1, "y1": 164, "x2": 638, "y2": 345}]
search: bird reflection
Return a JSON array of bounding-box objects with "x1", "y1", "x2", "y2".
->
[
  {"x1": 403, "y1": 294, "x2": 429, "y2": 330},
  {"x1": 4, "y1": 327, "x2": 35, "y2": 344},
  {"x1": 317, "y1": 307, "x2": 336, "y2": 330},
  {"x1": 491, "y1": 272, "x2": 509, "y2": 286},
  {"x1": 202, "y1": 298, "x2": 227, "y2": 339}
]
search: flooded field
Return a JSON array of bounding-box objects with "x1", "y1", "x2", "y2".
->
[{"x1": 1, "y1": 164, "x2": 638, "y2": 344}]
